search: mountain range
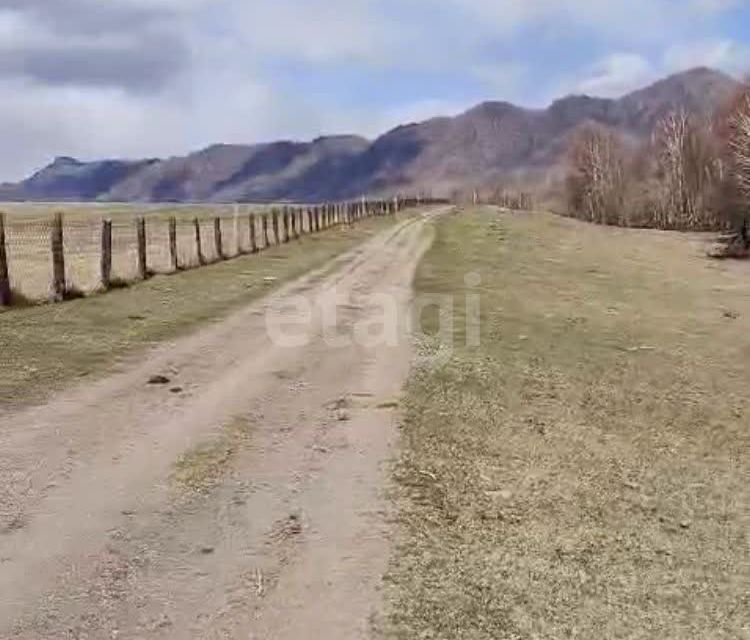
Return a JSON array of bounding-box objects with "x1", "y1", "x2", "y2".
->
[{"x1": 0, "y1": 67, "x2": 740, "y2": 203}]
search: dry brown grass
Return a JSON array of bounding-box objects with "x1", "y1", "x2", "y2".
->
[
  {"x1": 172, "y1": 416, "x2": 254, "y2": 495},
  {"x1": 386, "y1": 207, "x2": 749, "y2": 639},
  {"x1": 0, "y1": 215, "x2": 396, "y2": 409}
]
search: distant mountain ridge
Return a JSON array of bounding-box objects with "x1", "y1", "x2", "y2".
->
[{"x1": 0, "y1": 67, "x2": 740, "y2": 203}]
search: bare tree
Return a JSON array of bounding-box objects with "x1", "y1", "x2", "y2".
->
[
  {"x1": 566, "y1": 125, "x2": 627, "y2": 225},
  {"x1": 728, "y1": 92, "x2": 750, "y2": 242},
  {"x1": 655, "y1": 110, "x2": 718, "y2": 230}
]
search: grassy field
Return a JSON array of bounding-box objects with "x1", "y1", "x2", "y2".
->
[
  {"x1": 386, "y1": 207, "x2": 748, "y2": 638},
  {"x1": 0, "y1": 214, "x2": 396, "y2": 409}
]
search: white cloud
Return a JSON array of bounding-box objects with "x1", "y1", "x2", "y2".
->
[
  {"x1": 425, "y1": 0, "x2": 685, "y2": 42},
  {"x1": 471, "y1": 63, "x2": 525, "y2": 96},
  {"x1": 575, "y1": 53, "x2": 655, "y2": 97},
  {"x1": 212, "y1": 0, "x2": 404, "y2": 66},
  {"x1": 689, "y1": 0, "x2": 743, "y2": 12},
  {"x1": 664, "y1": 40, "x2": 750, "y2": 76}
]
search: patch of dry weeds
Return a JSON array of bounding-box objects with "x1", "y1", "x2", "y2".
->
[{"x1": 172, "y1": 417, "x2": 253, "y2": 494}]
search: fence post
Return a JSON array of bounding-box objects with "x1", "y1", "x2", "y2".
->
[
  {"x1": 194, "y1": 218, "x2": 206, "y2": 266},
  {"x1": 0, "y1": 212, "x2": 11, "y2": 305},
  {"x1": 169, "y1": 217, "x2": 178, "y2": 271},
  {"x1": 271, "y1": 209, "x2": 279, "y2": 245},
  {"x1": 51, "y1": 212, "x2": 66, "y2": 301},
  {"x1": 214, "y1": 217, "x2": 224, "y2": 260},
  {"x1": 101, "y1": 219, "x2": 112, "y2": 289},
  {"x1": 249, "y1": 214, "x2": 258, "y2": 253},
  {"x1": 263, "y1": 213, "x2": 270, "y2": 248},
  {"x1": 136, "y1": 216, "x2": 148, "y2": 280},
  {"x1": 283, "y1": 208, "x2": 290, "y2": 243},
  {"x1": 291, "y1": 208, "x2": 298, "y2": 239}
]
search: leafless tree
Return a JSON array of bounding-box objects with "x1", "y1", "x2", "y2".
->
[
  {"x1": 711, "y1": 83, "x2": 750, "y2": 246},
  {"x1": 728, "y1": 93, "x2": 750, "y2": 228},
  {"x1": 655, "y1": 110, "x2": 719, "y2": 230},
  {"x1": 566, "y1": 125, "x2": 627, "y2": 225}
]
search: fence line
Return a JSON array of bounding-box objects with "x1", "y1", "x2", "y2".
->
[{"x1": 0, "y1": 197, "x2": 441, "y2": 307}]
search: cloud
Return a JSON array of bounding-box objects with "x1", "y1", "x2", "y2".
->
[
  {"x1": 0, "y1": 0, "x2": 193, "y2": 35},
  {"x1": 689, "y1": 0, "x2": 744, "y2": 12},
  {"x1": 575, "y1": 53, "x2": 655, "y2": 97},
  {"x1": 425, "y1": 0, "x2": 685, "y2": 42},
  {"x1": 0, "y1": 2, "x2": 191, "y2": 92},
  {"x1": 0, "y1": 38, "x2": 188, "y2": 93},
  {"x1": 212, "y1": 0, "x2": 405, "y2": 66},
  {"x1": 664, "y1": 40, "x2": 750, "y2": 76},
  {"x1": 471, "y1": 63, "x2": 526, "y2": 96}
]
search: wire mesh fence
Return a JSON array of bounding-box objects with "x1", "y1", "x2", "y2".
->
[
  {"x1": 5, "y1": 218, "x2": 54, "y2": 301},
  {"x1": 0, "y1": 197, "x2": 432, "y2": 307}
]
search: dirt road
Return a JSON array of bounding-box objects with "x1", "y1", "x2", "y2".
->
[{"x1": 0, "y1": 209, "x2": 446, "y2": 639}]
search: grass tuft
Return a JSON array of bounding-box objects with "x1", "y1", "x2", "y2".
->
[{"x1": 172, "y1": 417, "x2": 253, "y2": 494}]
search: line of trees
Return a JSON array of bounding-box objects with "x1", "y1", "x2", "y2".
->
[{"x1": 565, "y1": 84, "x2": 750, "y2": 255}]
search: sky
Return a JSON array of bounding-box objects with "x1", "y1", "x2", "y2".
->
[{"x1": 0, "y1": 0, "x2": 748, "y2": 181}]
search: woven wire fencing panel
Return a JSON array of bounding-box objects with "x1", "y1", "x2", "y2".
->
[
  {"x1": 146, "y1": 218, "x2": 172, "y2": 274},
  {"x1": 111, "y1": 218, "x2": 140, "y2": 283},
  {"x1": 63, "y1": 220, "x2": 103, "y2": 294},
  {"x1": 1, "y1": 206, "x2": 301, "y2": 304},
  {"x1": 4, "y1": 217, "x2": 53, "y2": 300},
  {"x1": 198, "y1": 217, "x2": 218, "y2": 264},
  {"x1": 176, "y1": 219, "x2": 200, "y2": 268}
]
